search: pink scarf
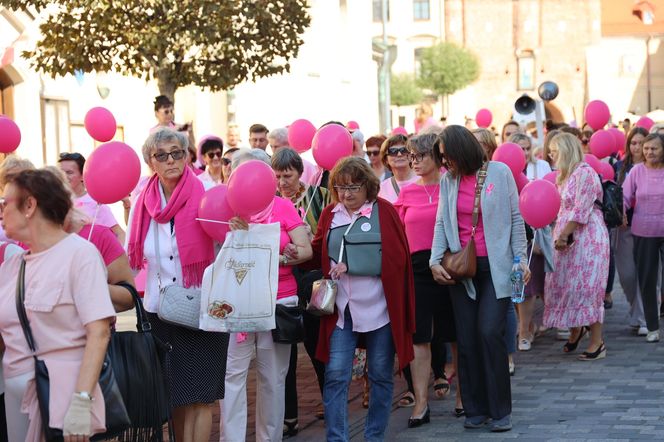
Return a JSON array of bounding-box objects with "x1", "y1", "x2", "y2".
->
[{"x1": 128, "y1": 166, "x2": 213, "y2": 288}]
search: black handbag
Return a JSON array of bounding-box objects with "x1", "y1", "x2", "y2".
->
[
  {"x1": 102, "y1": 282, "x2": 172, "y2": 441},
  {"x1": 272, "y1": 304, "x2": 305, "y2": 344},
  {"x1": 14, "y1": 259, "x2": 130, "y2": 441}
]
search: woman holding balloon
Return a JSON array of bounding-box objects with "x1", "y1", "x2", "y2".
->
[
  {"x1": 430, "y1": 125, "x2": 528, "y2": 432},
  {"x1": 126, "y1": 127, "x2": 229, "y2": 442},
  {"x1": 221, "y1": 153, "x2": 313, "y2": 442},
  {"x1": 543, "y1": 133, "x2": 609, "y2": 360}
]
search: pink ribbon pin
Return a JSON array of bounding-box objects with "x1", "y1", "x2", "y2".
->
[{"x1": 485, "y1": 183, "x2": 495, "y2": 195}]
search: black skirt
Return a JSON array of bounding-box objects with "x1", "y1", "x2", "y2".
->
[{"x1": 147, "y1": 312, "x2": 229, "y2": 408}]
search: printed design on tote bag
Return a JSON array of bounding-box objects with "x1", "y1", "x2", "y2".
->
[
  {"x1": 225, "y1": 258, "x2": 256, "y2": 285},
  {"x1": 208, "y1": 301, "x2": 235, "y2": 319}
]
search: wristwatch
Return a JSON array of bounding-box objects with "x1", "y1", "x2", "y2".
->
[
  {"x1": 280, "y1": 255, "x2": 288, "y2": 265},
  {"x1": 75, "y1": 391, "x2": 94, "y2": 401}
]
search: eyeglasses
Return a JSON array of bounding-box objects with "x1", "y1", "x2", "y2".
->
[
  {"x1": 408, "y1": 152, "x2": 429, "y2": 163},
  {"x1": 366, "y1": 150, "x2": 381, "y2": 157},
  {"x1": 222, "y1": 158, "x2": 232, "y2": 166},
  {"x1": 387, "y1": 146, "x2": 408, "y2": 156},
  {"x1": 59, "y1": 152, "x2": 83, "y2": 161},
  {"x1": 152, "y1": 149, "x2": 186, "y2": 162},
  {"x1": 206, "y1": 151, "x2": 223, "y2": 159},
  {"x1": 334, "y1": 184, "x2": 363, "y2": 194},
  {"x1": 0, "y1": 197, "x2": 15, "y2": 211}
]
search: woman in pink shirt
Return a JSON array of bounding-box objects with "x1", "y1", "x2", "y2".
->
[
  {"x1": 622, "y1": 133, "x2": 664, "y2": 342},
  {"x1": 378, "y1": 134, "x2": 418, "y2": 203},
  {"x1": 0, "y1": 169, "x2": 115, "y2": 441},
  {"x1": 394, "y1": 132, "x2": 462, "y2": 427}
]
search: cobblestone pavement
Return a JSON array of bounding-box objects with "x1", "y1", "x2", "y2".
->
[{"x1": 117, "y1": 283, "x2": 664, "y2": 441}]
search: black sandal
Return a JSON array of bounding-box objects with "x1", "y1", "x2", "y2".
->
[
  {"x1": 433, "y1": 377, "x2": 450, "y2": 399},
  {"x1": 283, "y1": 419, "x2": 299, "y2": 438},
  {"x1": 563, "y1": 327, "x2": 588, "y2": 353},
  {"x1": 454, "y1": 407, "x2": 465, "y2": 418}
]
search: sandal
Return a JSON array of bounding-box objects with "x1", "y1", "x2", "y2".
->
[
  {"x1": 578, "y1": 343, "x2": 606, "y2": 361},
  {"x1": 563, "y1": 327, "x2": 588, "y2": 353},
  {"x1": 454, "y1": 407, "x2": 465, "y2": 418},
  {"x1": 398, "y1": 392, "x2": 415, "y2": 408},
  {"x1": 433, "y1": 377, "x2": 450, "y2": 399},
  {"x1": 283, "y1": 419, "x2": 299, "y2": 438}
]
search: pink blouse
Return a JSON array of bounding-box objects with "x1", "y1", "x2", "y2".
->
[
  {"x1": 457, "y1": 175, "x2": 488, "y2": 257},
  {"x1": 394, "y1": 182, "x2": 439, "y2": 253},
  {"x1": 378, "y1": 175, "x2": 419, "y2": 204},
  {"x1": 622, "y1": 163, "x2": 664, "y2": 237}
]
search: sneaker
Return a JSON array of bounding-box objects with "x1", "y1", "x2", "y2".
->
[
  {"x1": 518, "y1": 338, "x2": 532, "y2": 351},
  {"x1": 464, "y1": 415, "x2": 490, "y2": 429},
  {"x1": 556, "y1": 328, "x2": 571, "y2": 341},
  {"x1": 646, "y1": 330, "x2": 660, "y2": 343},
  {"x1": 638, "y1": 326, "x2": 649, "y2": 336},
  {"x1": 491, "y1": 415, "x2": 512, "y2": 432}
]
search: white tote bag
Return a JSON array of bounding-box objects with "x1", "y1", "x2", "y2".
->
[{"x1": 199, "y1": 222, "x2": 280, "y2": 333}]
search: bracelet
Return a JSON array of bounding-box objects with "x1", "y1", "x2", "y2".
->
[
  {"x1": 280, "y1": 255, "x2": 288, "y2": 266},
  {"x1": 75, "y1": 391, "x2": 94, "y2": 401}
]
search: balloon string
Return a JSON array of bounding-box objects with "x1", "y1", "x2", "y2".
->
[
  {"x1": 88, "y1": 204, "x2": 101, "y2": 241},
  {"x1": 196, "y1": 217, "x2": 231, "y2": 225},
  {"x1": 521, "y1": 229, "x2": 537, "y2": 297},
  {"x1": 300, "y1": 187, "x2": 317, "y2": 221}
]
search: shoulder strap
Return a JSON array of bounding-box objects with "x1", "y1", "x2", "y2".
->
[
  {"x1": 153, "y1": 222, "x2": 163, "y2": 290},
  {"x1": 0, "y1": 242, "x2": 8, "y2": 266},
  {"x1": 471, "y1": 162, "x2": 489, "y2": 233},
  {"x1": 390, "y1": 176, "x2": 400, "y2": 196},
  {"x1": 14, "y1": 259, "x2": 37, "y2": 353}
]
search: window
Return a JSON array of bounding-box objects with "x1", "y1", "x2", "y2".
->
[
  {"x1": 517, "y1": 51, "x2": 536, "y2": 91},
  {"x1": 40, "y1": 98, "x2": 71, "y2": 166},
  {"x1": 413, "y1": 0, "x2": 430, "y2": 21},
  {"x1": 373, "y1": 0, "x2": 389, "y2": 22}
]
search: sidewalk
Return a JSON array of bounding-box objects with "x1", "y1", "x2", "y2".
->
[{"x1": 117, "y1": 284, "x2": 664, "y2": 441}]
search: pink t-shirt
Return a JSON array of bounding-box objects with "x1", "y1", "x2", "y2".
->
[
  {"x1": 457, "y1": 175, "x2": 488, "y2": 257},
  {"x1": 267, "y1": 197, "x2": 304, "y2": 299},
  {"x1": 378, "y1": 175, "x2": 419, "y2": 203},
  {"x1": 78, "y1": 224, "x2": 125, "y2": 266},
  {"x1": 622, "y1": 163, "x2": 664, "y2": 237},
  {"x1": 394, "y1": 182, "x2": 439, "y2": 254},
  {"x1": 75, "y1": 193, "x2": 119, "y2": 228}
]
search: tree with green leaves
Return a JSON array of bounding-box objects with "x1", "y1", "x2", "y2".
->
[
  {"x1": 417, "y1": 42, "x2": 480, "y2": 115},
  {"x1": 390, "y1": 72, "x2": 423, "y2": 107},
  {"x1": 6, "y1": 0, "x2": 311, "y2": 100}
]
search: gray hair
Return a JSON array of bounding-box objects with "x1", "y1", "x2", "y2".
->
[
  {"x1": 231, "y1": 148, "x2": 271, "y2": 171},
  {"x1": 650, "y1": 122, "x2": 664, "y2": 134},
  {"x1": 268, "y1": 127, "x2": 289, "y2": 146},
  {"x1": 271, "y1": 147, "x2": 304, "y2": 176},
  {"x1": 142, "y1": 127, "x2": 189, "y2": 164},
  {"x1": 508, "y1": 133, "x2": 532, "y2": 146},
  {"x1": 407, "y1": 132, "x2": 438, "y2": 154},
  {"x1": 351, "y1": 129, "x2": 365, "y2": 148}
]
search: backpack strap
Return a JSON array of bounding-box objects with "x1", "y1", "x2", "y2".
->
[{"x1": 390, "y1": 176, "x2": 400, "y2": 196}]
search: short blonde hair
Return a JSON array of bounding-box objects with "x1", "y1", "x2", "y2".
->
[
  {"x1": 0, "y1": 155, "x2": 35, "y2": 191},
  {"x1": 471, "y1": 128, "x2": 497, "y2": 160},
  {"x1": 509, "y1": 133, "x2": 536, "y2": 164},
  {"x1": 550, "y1": 133, "x2": 584, "y2": 184}
]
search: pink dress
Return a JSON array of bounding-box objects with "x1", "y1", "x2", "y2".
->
[{"x1": 543, "y1": 163, "x2": 609, "y2": 328}]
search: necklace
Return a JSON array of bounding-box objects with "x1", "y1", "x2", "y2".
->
[{"x1": 422, "y1": 183, "x2": 439, "y2": 204}]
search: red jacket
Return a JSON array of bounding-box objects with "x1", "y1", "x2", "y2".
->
[{"x1": 308, "y1": 198, "x2": 415, "y2": 371}]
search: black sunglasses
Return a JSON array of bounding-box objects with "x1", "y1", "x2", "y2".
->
[
  {"x1": 206, "y1": 151, "x2": 223, "y2": 159},
  {"x1": 152, "y1": 149, "x2": 186, "y2": 162},
  {"x1": 366, "y1": 150, "x2": 381, "y2": 157},
  {"x1": 387, "y1": 146, "x2": 408, "y2": 156},
  {"x1": 222, "y1": 158, "x2": 232, "y2": 166}
]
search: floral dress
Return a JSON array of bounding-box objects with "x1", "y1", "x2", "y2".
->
[{"x1": 543, "y1": 163, "x2": 610, "y2": 328}]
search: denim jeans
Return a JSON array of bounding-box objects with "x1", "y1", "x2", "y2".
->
[{"x1": 324, "y1": 308, "x2": 395, "y2": 442}]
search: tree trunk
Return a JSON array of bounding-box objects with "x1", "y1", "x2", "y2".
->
[{"x1": 156, "y1": 69, "x2": 176, "y2": 104}]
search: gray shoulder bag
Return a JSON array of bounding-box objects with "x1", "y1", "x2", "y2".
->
[{"x1": 154, "y1": 223, "x2": 201, "y2": 330}]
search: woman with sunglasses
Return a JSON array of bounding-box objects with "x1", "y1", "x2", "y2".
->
[
  {"x1": 126, "y1": 127, "x2": 229, "y2": 442},
  {"x1": 365, "y1": 135, "x2": 390, "y2": 180},
  {"x1": 198, "y1": 136, "x2": 225, "y2": 185},
  {"x1": 378, "y1": 134, "x2": 418, "y2": 203},
  {"x1": 306, "y1": 156, "x2": 415, "y2": 441}
]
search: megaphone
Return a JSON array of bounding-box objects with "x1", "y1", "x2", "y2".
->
[
  {"x1": 538, "y1": 81, "x2": 559, "y2": 101},
  {"x1": 515, "y1": 94, "x2": 536, "y2": 115}
]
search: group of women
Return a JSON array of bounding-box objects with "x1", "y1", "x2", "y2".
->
[{"x1": 0, "y1": 113, "x2": 661, "y2": 442}]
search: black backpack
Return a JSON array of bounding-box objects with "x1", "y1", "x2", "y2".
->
[{"x1": 595, "y1": 176, "x2": 623, "y2": 228}]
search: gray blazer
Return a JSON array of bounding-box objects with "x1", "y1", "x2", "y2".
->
[{"x1": 429, "y1": 161, "x2": 528, "y2": 300}]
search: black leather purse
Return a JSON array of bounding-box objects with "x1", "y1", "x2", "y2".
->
[
  {"x1": 14, "y1": 259, "x2": 130, "y2": 441},
  {"x1": 272, "y1": 304, "x2": 305, "y2": 344}
]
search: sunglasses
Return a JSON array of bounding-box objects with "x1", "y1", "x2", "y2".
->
[
  {"x1": 152, "y1": 149, "x2": 186, "y2": 162},
  {"x1": 387, "y1": 146, "x2": 408, "y2": 156},
  {"x1": 206, "y1": 151, "x2": 223, "y2": 159},
  {"x1": 366, "y1": 150, "x2": 381, "y2": 157},
  {"x1": 222, "y1": 158, "x2": 232, "y2": 166}
]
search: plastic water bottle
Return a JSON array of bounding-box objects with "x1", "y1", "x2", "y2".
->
[{"x1": 510, "y1": 257, "x2": 525, "y2": 304}]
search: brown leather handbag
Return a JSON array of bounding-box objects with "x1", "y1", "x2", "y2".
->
[{"x1": 442, "y1": 163, "x2": 489, "y2": 282}]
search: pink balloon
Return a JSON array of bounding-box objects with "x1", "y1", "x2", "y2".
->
[
  {"x1": 519, "y1": 179, "x2": 561, "y2": 228},
  {"x1": 543, "y1": 170, "x2": 560, "y2": 185},
  {"x1": 476, "y1": 108, "x2": 492, "y2": 128},
  {"x1": 607, "y1": 128, "x2": 626, "y2": 154},
  {"x1": 0, "y1": 117, "x2": 21, "y2": 153},
  {"x1": 84, "y1": 107, "x2": 117, "y2": 142},
  {"x1": 287, "y1": 119, "x2": 317, "y2": 153},
  {"x1": 584, "y1": 154, "x2": 603, "y2": 174},
  {"x1": 584, "y1": 100, "x2": 610, "y2": 131},
  {"x1": 346, "y1": 121, "x2": 360, "y2": 131},
  {"x1": 599, "y1": 162, "x2": 615, "y2": 182},
  {"x1": 312, "y1": 124, "x2": 353, "y2": 171},
  {"x1": 83, "y1": 142, "x2": 141, "y2": 204},
  {"x1": 636, "y1": 116, "x2": 655, "y2": 131},
  {"x1": 493, "y1": 143, "x2": 526, "y2": 177},
  {"x1": 227, "y1": 160, "x2": 277, "y2": 217},
  {"x1": 198, "y1": 184, "x2": 234, "y2": 242},
  {"x1": 515, "y1": 173, "x2": 529, "y2": 194},
  {"x1": 391, "y1": 126, "x2": 408, "y2": 136},
  {"x1": 589, "y1": 129, "x2": 616, "y2": 159}
]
